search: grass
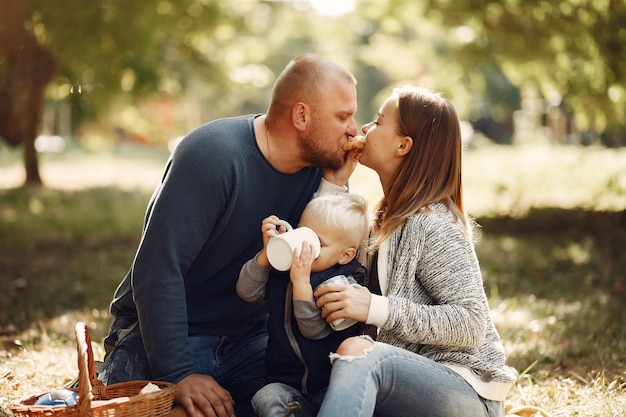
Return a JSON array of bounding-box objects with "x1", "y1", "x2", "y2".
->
[
  {"x1": 0, "y1": 187, "x2": 147, "y2": 332},
  {"x1": 0, "y1": 142, "x2": 625, "y2": 416}
]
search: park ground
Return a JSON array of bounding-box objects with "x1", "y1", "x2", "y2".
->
[{"x1": 1, "y1": 142, "x2": 625, "y2": 416}]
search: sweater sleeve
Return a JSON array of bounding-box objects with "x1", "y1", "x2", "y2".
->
[
  {"x1": 383, "y1": 216, "x2": 487, "y2": 350},
  {"x1": 237, "y1": 255, "x2": 270, "y2": 302},
  {"x1": 365, "y1": 294, "x2": 390, "y2": 327},
  {"x1": 131, "y1": 129, "x2": 236, "y2": 383},
  {"x1": 314, "y1": 178, "x2": 347, "y2": 196},
  {"x1": 293, "y1": 299, "x2": 333, "y2": 340}
]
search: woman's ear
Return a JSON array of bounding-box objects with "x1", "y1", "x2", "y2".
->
[
  {"x1": 337, "y1": 247, "x2": 357, "y2": 265},
  {"x1": 397, "y1": 135, "x2": 413, "y2": 156},
  {"x1": 292, "y1": 102, "x2": 309, "y2": 131}
]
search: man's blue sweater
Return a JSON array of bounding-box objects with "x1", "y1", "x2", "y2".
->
[{"x1": 107, "y1": 115, "x2": 323, "y2": 383}]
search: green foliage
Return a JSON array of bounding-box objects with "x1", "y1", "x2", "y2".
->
[
  {"x1": 4, "y1": 0, "x2": 624, "y2": 149},
  {"x1": 422, "y1": 0, "x2": 626, "y2": 136},
  {"x1": 16, "y1": 0, "x2": 234, "y2": 121}
]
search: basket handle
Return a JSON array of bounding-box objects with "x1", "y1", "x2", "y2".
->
[{"x1": 75, "y1": 322, "x2": 94, "y2": 417}]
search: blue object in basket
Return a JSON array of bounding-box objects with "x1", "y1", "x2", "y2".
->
[{"x1": 35, "y1": 389, "x2": 78, "y2": 406}]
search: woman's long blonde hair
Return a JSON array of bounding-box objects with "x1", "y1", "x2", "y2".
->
[{"x1": 371, "y1": 86, "x2": 469, "y2": 249}]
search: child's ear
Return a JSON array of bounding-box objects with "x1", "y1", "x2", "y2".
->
[{"x1": 337, "y1": 247, "x2": 357, "y2": 265}]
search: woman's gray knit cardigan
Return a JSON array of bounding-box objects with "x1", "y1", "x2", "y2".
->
[{"x1": 371, "y1": 203, "x2": 517, "y2": 385}]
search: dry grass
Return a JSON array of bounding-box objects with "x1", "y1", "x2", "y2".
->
[{"x1": 1, "y1": 142, "x2": 625, "y2": 416}]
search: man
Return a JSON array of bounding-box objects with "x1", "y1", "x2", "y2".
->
[{"x1": 99, "y1": 53, "x2": 359, "y2": 417}]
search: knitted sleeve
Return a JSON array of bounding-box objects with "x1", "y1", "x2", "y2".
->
[{"x1": 382, "y1": 213, "x2": 487, "y2": 350}]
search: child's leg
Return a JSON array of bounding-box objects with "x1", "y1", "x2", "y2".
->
[{"x1": 252, "y1": 382, "x2": 317, "y2": 417}]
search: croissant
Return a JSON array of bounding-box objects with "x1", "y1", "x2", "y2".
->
[{"x1": 343, "y1": 135, "x2": 365, "y2": 151}]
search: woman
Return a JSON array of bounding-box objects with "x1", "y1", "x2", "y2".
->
[{"x1": 314, "y1": 86, "x2": 518, "y2": 417}]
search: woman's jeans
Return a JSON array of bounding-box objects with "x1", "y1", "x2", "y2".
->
[
  {"x1": 99, "y1": 318, "x2": 268, "y2": 417},
  {"x1": 252, "y1": 382, "x2": 326, "y2": 417},
  {"x1": 317, "y1": 341, "x2": 504, "y2": 417}
]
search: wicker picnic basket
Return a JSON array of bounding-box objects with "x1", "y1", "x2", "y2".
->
[{"x1": 10, "y1": 322, "x2": 177, "y2": 417}]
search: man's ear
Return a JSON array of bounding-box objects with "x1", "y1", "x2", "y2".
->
[
  {"x1": 397, "y1": 135, "x2": 413, "y2": 156},
  {"x1": 292, "y1": 102, "x2": 309, "y2": 131},
  {"x1": 337, "y1": 247, "x2": 357, "y2": 265}
]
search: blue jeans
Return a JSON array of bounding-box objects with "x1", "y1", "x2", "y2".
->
[
  {"x1": 100, "y1": 319, "x2": 268, "y2": 417},
  {"x1": 317, "y1": 341, "x2": 504, "y2": 417},
  {"x1": 252, "y1": 382, "x2": 326, "y2": 417}
]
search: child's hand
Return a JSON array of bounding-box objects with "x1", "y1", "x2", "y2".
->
[
  {"x1": 290, "y1": 242, "x2": 316, "y2": 301},
  {"x1": 256, "y1": 215, "x2": 288, "y2": 266}
]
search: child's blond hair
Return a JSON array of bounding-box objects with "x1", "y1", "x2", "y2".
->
[{"x1": 302, "y1": 193, "x2": 370, "y2": 248}]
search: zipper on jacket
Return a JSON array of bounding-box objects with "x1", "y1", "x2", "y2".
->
[{"x1": 284, "y1": 282, "x2": 309, "y2": 394}]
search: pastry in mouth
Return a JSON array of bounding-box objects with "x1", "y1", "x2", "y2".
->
[{"x1": 342, "y1": 135, "x2": 365, "y2": 151}]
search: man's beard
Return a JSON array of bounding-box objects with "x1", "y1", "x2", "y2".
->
[{"x1": 298, "y1": 131, "x2": 344, "y2": 171}]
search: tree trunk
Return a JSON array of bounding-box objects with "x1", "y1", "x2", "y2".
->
[
  {"x1": 0, "y1": 0, "x2": 57, "y2": 187},
  {"x1": 23, "y1": 110, "x2": 43, "y2": 186}
]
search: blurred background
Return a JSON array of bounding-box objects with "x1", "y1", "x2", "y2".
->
[
  {"x1": 1, "y1": 1, "x2": 625, "y2": 415},
  {"x1": 1, "y1": 0, "x2": 625, "y2": 186}
]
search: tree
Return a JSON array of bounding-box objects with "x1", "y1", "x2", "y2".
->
[
  {"x1": 5, "y1": 0, "x2": 624, "y2": 188},
  {"x1": 420, "y1": 0, "x2": 626, "y2": 143},
  {"x1": 0, "y1": 0, "x2": 241, "y2": 186},
  {"x1": 0, "y1": 0, "x2": 57, "y2": 185},
  {"x1": 0, "y1": 0, "x2": 379, "y2": 188}
]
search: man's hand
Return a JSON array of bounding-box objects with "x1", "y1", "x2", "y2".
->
[
  {"x1": 324, "y1": 147, "x2": 361, "y2": 188},
  {"x1": 175, "y1": 373, "x2": 235, "y2": 417}
]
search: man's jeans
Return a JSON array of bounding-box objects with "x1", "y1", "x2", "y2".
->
[
  {"x1": 317, "y1": 341, "x2": 505, "y2": 417},
  {"x1": 100, "y1": 319, "x2": 268, "y2": 417}
]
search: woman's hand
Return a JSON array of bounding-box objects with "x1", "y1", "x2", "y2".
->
[{"x1": 314, "y1": 282, "x2": 372, "y2": 324}]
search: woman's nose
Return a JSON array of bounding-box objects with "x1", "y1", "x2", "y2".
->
[{"x1": 361, "y1": 123, "x2": 371, "y2": 134}]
